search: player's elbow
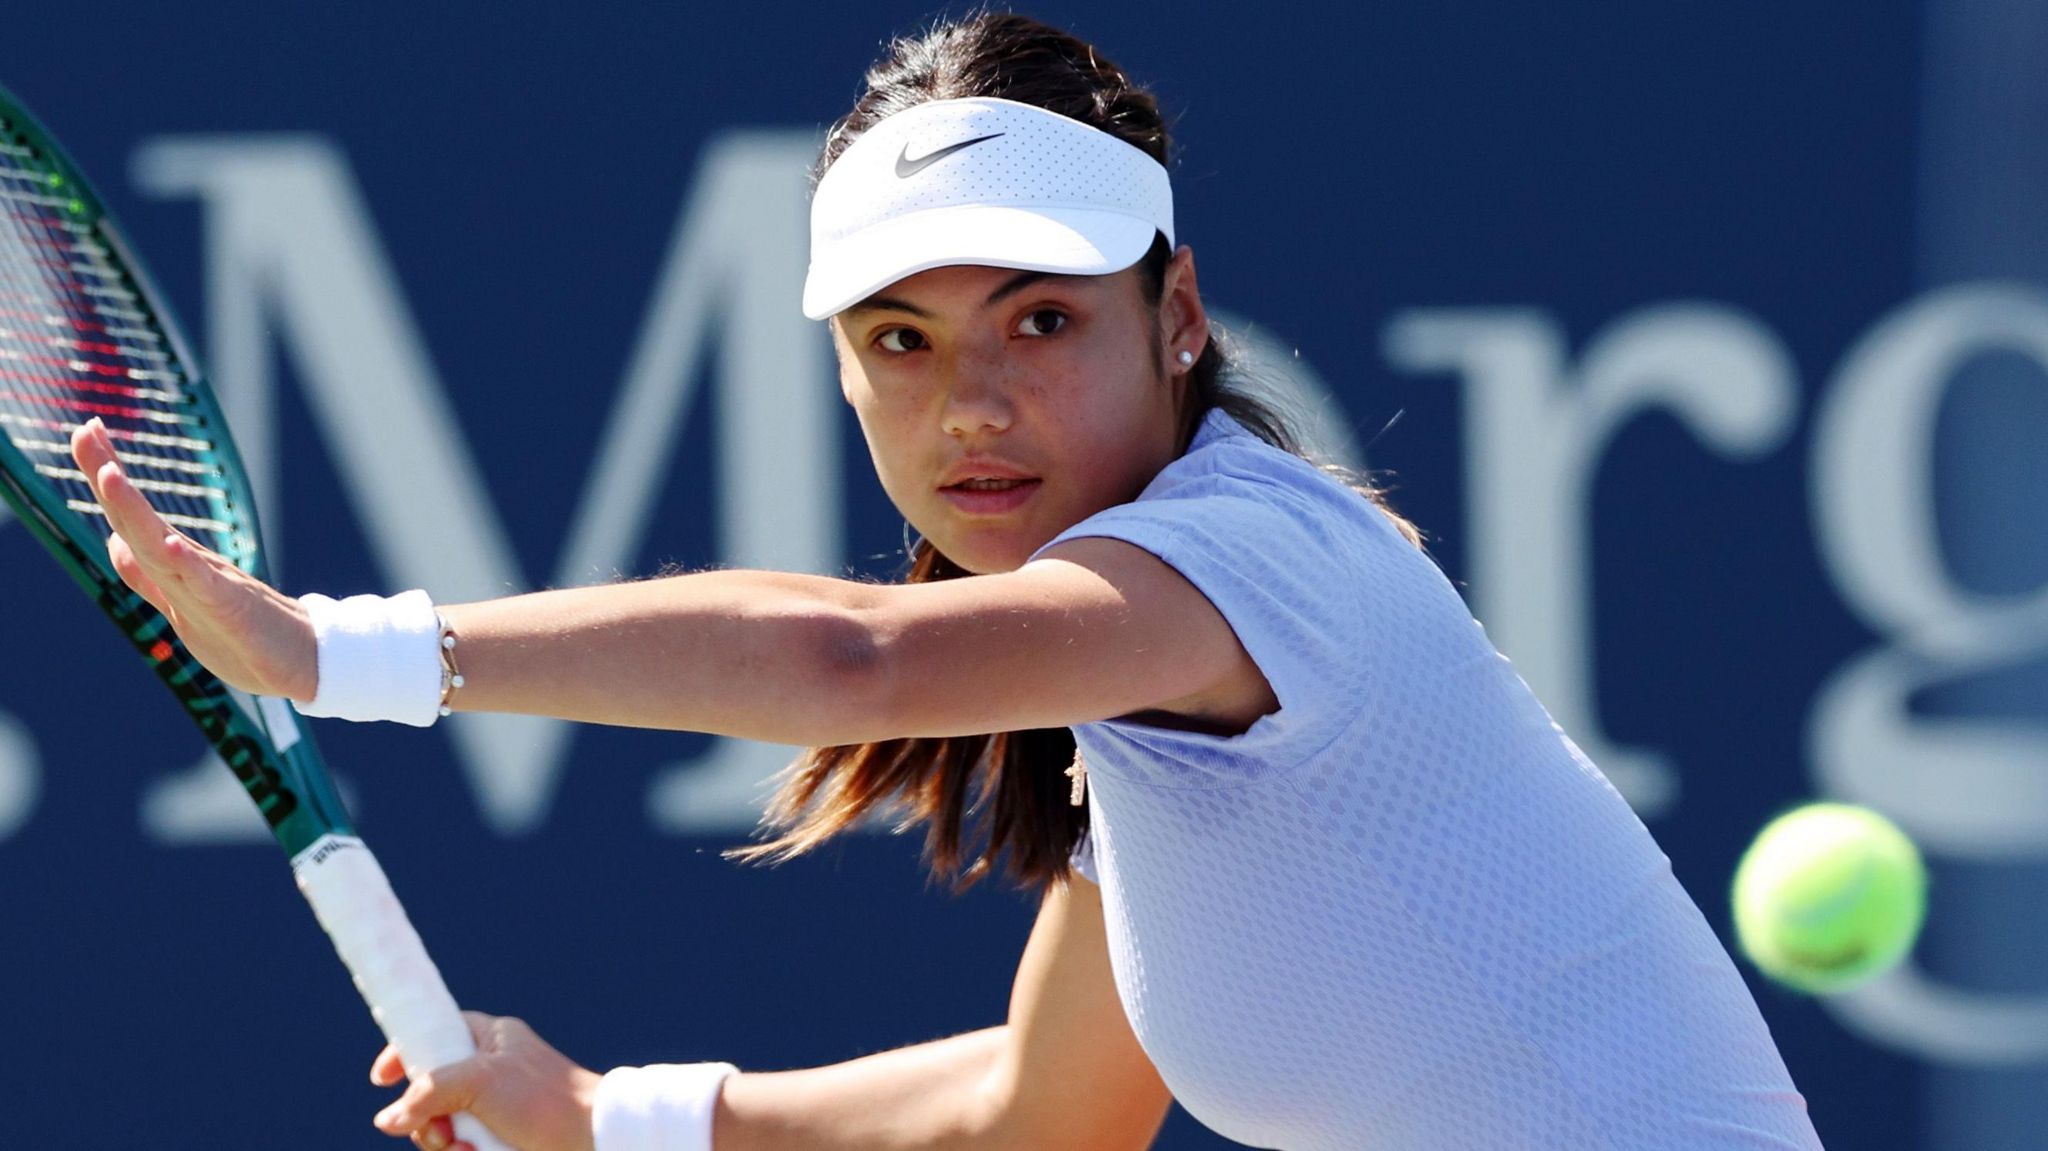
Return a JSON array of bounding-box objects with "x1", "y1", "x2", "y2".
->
[
  {"x1": 802, "y1": 596, "x2": 926, "y2": 743},
  {"x1": 781, "y1": 600, "x2": 900, "y2": 744},
  {"x1": 810, "y1": 592, "x2": 1017, "y2": 744}
]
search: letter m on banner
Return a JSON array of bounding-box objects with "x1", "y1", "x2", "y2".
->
[{"x1": 130, "y1": 131, "x2": 838, "y2": 841}]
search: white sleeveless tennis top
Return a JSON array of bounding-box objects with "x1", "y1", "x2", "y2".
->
[{"x1": 1036, "y1": 409, "x2": 1823, "y2": 1150}]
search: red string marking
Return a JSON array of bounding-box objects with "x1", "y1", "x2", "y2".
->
[
  {"x1": 0, "y1": 347, "x2": 153, "y2": 379},
  {"x1": 0, "y1": 368, "x2": 161, "y2": 399},
  {"x1": 0, "y1": 325, "x2": 133, "y2": 358},
  {"x1": 0, "y1": 388, "x2": 160, "y2": 422}
]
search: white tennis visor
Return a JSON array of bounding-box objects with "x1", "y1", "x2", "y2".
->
[{"x1": 802, "y1": 96, "x2": 1175, "y2": 320}]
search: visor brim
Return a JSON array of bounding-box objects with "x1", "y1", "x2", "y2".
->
[{"x1": 802, "y1": 203, "x2": 1160, "y2": 321}]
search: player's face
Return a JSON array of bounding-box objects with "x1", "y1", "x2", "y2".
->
[{"x1": 833, "y1": 255, "x2": 1200, "y2": 574}]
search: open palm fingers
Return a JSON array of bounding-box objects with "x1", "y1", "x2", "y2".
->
[
  {"x1": 105, "y1": 530, "x2": 171, "y2": 615},
  {"x1": 67, "y1": 420, "x2": 316, "y2": 700},
  {"x1": 72, "y1": 419, "x2": 215, "y2": 606}
]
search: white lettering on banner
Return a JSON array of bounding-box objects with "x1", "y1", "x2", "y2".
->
[
  {"x1": 128, "y1": 131, "x2": 835, "y2": 839},
  {"x1": 1809, "y1": 283, "x2": 2048, "y2": 1064},
  {"x1": 0, "y1": 142, "x2": 2016, "y2": 1079},
  {"x1": 1383, "y1": 305, "x2": 1800, "y2": 818},
  {"x1": 0, "y1": 122, "x2": 2020, "y2": 1072}
]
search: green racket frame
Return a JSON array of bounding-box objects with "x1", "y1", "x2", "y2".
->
[{"x1": 0, "y1": 84, "x2": 507, "y2": 1151}]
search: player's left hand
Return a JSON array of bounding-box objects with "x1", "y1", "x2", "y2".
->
[
  {"x1": 371, "y1": 1011, "x2": 603, "y2": 1151},
  {"x1": 68, "y1": 416, "x2": 318, "y2": 701}
]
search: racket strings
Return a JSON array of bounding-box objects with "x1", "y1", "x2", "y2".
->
[{"x1": 0, "y1": 118, "x2": 241, "y2": 546}]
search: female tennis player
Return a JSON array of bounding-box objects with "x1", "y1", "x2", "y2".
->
[{"x1": 71, "y1": 13, "x2": 1824, "y2": 1151}]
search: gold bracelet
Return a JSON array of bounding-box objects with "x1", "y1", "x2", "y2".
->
[{"x1": 436, "y1": 612, "x2": 465, "y2": 717}]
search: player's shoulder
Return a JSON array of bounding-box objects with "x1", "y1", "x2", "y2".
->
[
  {"x1": 1033, "y1": 406, "x2": 1411, "y2": 577},
  {"x1": 1138, "y1": 408, "x2": 1387, "y2": 537}
]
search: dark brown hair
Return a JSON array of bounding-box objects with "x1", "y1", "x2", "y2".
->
[{"x1": 734, "y1": 12, "x2": 1419, "y2": 891}]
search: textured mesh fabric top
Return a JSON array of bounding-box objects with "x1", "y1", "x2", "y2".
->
[{"x1": 1036, "y1": 410, "x2": 1823, "y2": 1151}]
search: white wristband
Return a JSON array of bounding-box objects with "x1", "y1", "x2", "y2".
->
[
  {"x1": 592, "y1": 1062, "x2": 738, "y2": 1151},
  {"x1": 291, "y1": 590, "x2": 444, "y2": 727}
]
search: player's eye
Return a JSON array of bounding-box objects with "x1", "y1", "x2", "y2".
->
[
  {"x1": 876, "y1": 327, "x2": 928, "y2": 353},
  {"x1": 1014, "y1": 309, "x2": 1067, "y2": 337}
]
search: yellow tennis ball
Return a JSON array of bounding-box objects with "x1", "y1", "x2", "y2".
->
[{"x1": 1730, "y1": 802, "x2": 1927, "y2": 994}]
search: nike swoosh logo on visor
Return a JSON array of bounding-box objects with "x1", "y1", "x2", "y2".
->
[{"x1": 895, "y1": 133, "x2": 1005, "y2": 178}]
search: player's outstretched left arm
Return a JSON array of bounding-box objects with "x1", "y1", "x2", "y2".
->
[
  {"x1": 434, "y1": 532, "x2": 1269, "y2": 744},
  {"x1": 73, "y1": 420, "x2": 1273, "y2": 746}
]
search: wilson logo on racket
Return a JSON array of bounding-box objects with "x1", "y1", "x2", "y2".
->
[{"x1": 103, "y1": 588, "x2": 300, "y2": 827}]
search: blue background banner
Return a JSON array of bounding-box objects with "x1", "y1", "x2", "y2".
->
[{"x1": 1, "y1": 3, "x2": 2042, "y2": 1148}]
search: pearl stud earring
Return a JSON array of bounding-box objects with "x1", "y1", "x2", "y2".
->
[{"x1": 1176, "y1": 349, "x2": 1195, "y2": 366}]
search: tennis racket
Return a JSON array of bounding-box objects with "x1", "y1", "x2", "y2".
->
[{"x1": 0, "y1": 86, "x2": 510, "y2": 1151}]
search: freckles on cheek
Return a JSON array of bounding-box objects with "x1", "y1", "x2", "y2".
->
[{"x1": 860, "y1": 407, "x2": 930, "y2": 500}]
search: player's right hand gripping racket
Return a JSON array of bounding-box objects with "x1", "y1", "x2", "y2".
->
[{"x1": 0, "y1": 86, "x2": 511, "y2": 1151}]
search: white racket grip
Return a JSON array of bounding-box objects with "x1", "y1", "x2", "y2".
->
[{"x1": 294, "y1": 834, "x2": 513, "y2": 1151}]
